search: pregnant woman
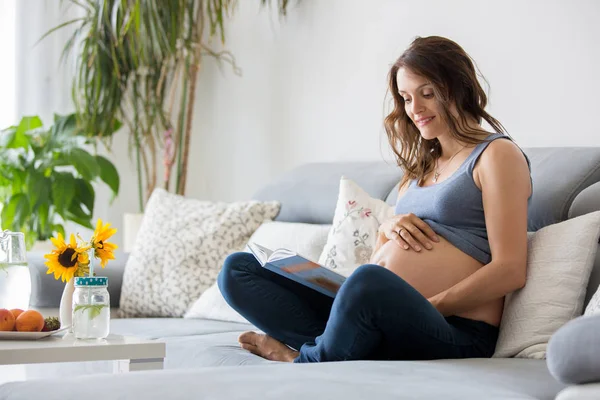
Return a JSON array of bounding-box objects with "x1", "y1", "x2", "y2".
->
[{"x1": 218, "y1": 36, "x2": 532, "y2": 363}]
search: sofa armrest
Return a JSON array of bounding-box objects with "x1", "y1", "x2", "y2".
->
[
  {"x1": 547, "y1": 314, "x2": 600, "y2": 385},
  {"x1": 569, "y1": 181, "x2": 600, "y2": 219},
  {"x1": 27, "y1": 251, "x2": 129, "y2": 308},
  {"x1": 555, "y1": 383, "x2": 600, "y2": 400}
]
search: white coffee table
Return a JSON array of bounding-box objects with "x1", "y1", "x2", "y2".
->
[{"x1": 0, "y1": 333, "x2": 166, "y2": 378}]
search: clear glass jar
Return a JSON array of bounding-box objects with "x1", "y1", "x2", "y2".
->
[
  {"x1": 72, "y1": 277, "x2": 110, "y2": 339},
  {"x1": 0, "y1": 230, "x2": 30, "y2": 310}
]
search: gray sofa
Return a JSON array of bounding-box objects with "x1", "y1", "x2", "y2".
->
[{"x1": 3, "y1": 146, "x2": 600, "y2": 400}]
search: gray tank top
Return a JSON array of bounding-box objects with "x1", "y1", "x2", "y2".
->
[{"x1": 394, "y1": 133, "x2": 532, "y2": 264}]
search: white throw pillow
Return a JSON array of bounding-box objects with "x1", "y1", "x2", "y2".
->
[
  {"x1": 493, "y1": 211, "x2": 600, "y2": 359},
  {"x1": 584, "y1": 285, "x2": 600, "y2": 316},
  {"x1": 118, "y1": 189, "x2": 280, "y2": 318},
  {"x1": 318, "y1": 177, "x2": 395, "y2": 277},
  {"x1": 184, "y1": 221, "x2": 332, "y2": 323}
]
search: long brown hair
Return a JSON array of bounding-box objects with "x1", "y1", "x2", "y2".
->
[{"x1": 384, "y1": 36, "x2": 507, "y2": 188}]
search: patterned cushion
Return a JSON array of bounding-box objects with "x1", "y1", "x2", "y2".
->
[
  {"x1": 318, "y1": 177, "x2": 394, "y2": 277},
  {"x1": 184, "y1": 221, "x2": 332, "y2": 323},
  {"x1": 493, "y1": 211, "x2": 600, "y2": 359},
  {"x1": 118, "y1": 189, "x2": 280, "y2": 318},
  {"x1": 584, "y1": 284, "x2": 600, "y2": 316}
]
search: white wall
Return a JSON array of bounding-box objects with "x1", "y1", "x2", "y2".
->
[
  {"x1": 17, "y1": 0, "x2": 600, "y2": 248},
  {"x1": 0, "y1": 0, "x2": 16, "y2": 128}
]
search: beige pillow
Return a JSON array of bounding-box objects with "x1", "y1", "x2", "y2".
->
[
  {"x1": 118, "y1": 189, "x2": 280, "y2": 318},
  {"x1": 184, "y1": 221, "x2": 332, "y2": 323},
  {"x1": 493, "y1": 211, "x2": 600, "y2": 359},
  {"x1": 318, "y1": 177, "x2": 395, "y2": 277}
]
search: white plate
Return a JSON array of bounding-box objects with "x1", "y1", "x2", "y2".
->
[{"x1": 0, "y1": 326, "x2": 69, "y2": 340}]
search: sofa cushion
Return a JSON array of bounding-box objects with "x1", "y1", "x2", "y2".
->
[
  {"x1": 253, "y1": 162, "x2": 402, "y2": 224},
  {"x1": 568, "y1": 181, "x2": 600, "y2": 308},
  {"x1": 523, "y1": 147, "x2": 600, "y2": 232},
  {"x1": 555, "y1": 383, "x2": 600, "y2": 400},
  {"x1": 0, "y1": 356, "x2": 565, "y2": 400},
  {"x1": 547, "y1": 314, "x2": 600, "y2": 385},
  {"x1": 493, "y1": 211, "x2": 600, "y2": 359},
  {"x1": 585, "y1": 284, "x2": 600, "y2": 316},
  {"x1": 184, "y1": 221, "x2": 332, "y2": 323},
  {"x1": 110, "y1": 317, "x2": 254, "y2": 339},
  {"x1": 118, "y1": 188, "x2": 280, "y2": 318}
]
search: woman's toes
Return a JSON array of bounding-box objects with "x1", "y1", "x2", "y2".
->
[{"x1": 238, "y1": 331, "x2": 258, "y2": 345}]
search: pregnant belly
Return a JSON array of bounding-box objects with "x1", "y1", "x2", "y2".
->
[{"x1": 369, "y1": 236, "x2": 503, "y2": 326}]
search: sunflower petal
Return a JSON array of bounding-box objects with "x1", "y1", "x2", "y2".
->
[
  {"x1": 103, "y1": 242, "x2": 118, "y2": 251},
  {"x1": 50, "y1": 233, "x2": 66, "y2": 249}
]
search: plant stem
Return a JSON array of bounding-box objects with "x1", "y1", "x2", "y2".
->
[
  {"x1": 132, "y1": 81, "x2": 144, "y2": 212},
  {"x1": 175, "y1": 55, "x2": 190, "y2": 194},
  {"x1": 178, "y1": 1, "x2": 205, "y2": 196},
  {"x1": 178, "y1": 63, "x2": 199, "y2": 196}
]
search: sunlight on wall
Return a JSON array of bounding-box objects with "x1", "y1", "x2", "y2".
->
[{"x1": 0, "y1": 0, "x2": 16, "y2": 129}]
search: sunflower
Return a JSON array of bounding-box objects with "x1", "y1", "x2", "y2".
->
[
  {"x1": 91, "y1": 219, "x2": 118, "y2": 268},
  {"x1": 44, "y1": 233, "x2": 91, "y2": 282}
]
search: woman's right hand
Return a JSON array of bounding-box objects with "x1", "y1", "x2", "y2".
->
[{"x1": 378, "y1": 213, "x2": 440, "y2": 252}]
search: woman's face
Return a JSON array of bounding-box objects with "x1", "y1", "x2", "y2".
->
[{"x1": 396, "y1": 67, "x2": 447, "y2": 140}]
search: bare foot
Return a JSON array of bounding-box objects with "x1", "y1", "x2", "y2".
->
[{"x1": 238, "y1": 331, "x2": 299, "y2": 362}]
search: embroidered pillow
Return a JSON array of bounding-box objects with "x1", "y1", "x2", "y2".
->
[
  {"x1": 118, "y1": 189, "x2": 280, "y2": 318},
  {"x1": 184, "y1": 221, "x2": 332, "y2": 323},
  {"x1": 318, "y1": 177, "x2": 395, "y2": 277},
  {"x1": 584, "y1": 285, "x2": 600, "y2": 316},
  {"x1": 493, "y1": 211, "x2": 600, "y2": 359}
]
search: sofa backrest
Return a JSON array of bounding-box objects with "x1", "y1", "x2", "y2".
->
[{"x1": 253, "y1": 147, "x2": 600, "y2": 308}]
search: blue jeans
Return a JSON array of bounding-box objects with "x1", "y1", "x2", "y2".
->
[{"x1": 217, "y1": 252, "x2": 499, "y2": 363}]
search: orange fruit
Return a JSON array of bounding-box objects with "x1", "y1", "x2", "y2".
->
[
  {"x1": 15, "y1": 310, "x2": 45, "y2": 332},
  {"x1": 0, "y1": 308, "x2": 16, "y2": 331},
  {"x1": 9, "y1": 309, "x2": 25, "y2": 330}
]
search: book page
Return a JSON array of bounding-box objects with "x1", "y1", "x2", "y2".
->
[
  {"x1": 268, "y1": 248, "x2": 297, "y2": 262},
  {"x1": 247, "y1": 243, "x2": 274, "y2": 266}
]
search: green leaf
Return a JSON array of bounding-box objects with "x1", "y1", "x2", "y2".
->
[
  {"x1": 11, "y1": 170, "x2": 26, "y2": 193},
  {"x1": 73, "y1": 304, "x2": 107, "y2": 319},
  {"x1": 27, "y1": 171, "x2": 51, "y2": 209},
  {"x1": 108, "y1": 118, "x2": 122, "y2": 135},
  {"x1": 52, "y1": 224, "x2": 66, "y2": 239},
  {"x1": 64, "y1": 208, "x2": 94, "y2": 230},
  {"x1": 36, "y1": 17, "x2": 87, "y2": 46},
  {"x1": 37, "y1": 200, "x2": 50, "y2": 239},
  {"x1": 0, "y1": 126, "x2": 17, "y2": 148},
  {"x1": 69, "y1": 148, "x2": 100, "y2": 181},
  {"x1": 74, "y1": 178, "x2": 95, "y2": 215},
  {"x1": 51, "y1": 172, "x2": 77, "y2": 214},
  {"x1": 52, "y1": 113, "x2": 79, "y2": 138},
  {"x1": 95, "y1": 155, "x2": 119, "y2": 199},
  {"x1": 10, "y1": 116, "x2": 42, "y2": 149},
  {"x1": 1, "y1": 193, "x2": 30, "y2": 231}
]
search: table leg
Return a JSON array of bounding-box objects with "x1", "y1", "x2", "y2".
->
[{"x1": 114, "y1": 358, "x2": 164, "y2": 372}]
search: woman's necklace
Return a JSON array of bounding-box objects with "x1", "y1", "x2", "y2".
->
[{"x1": 433, "y1": 145, "x2": 467, "y2": 183}]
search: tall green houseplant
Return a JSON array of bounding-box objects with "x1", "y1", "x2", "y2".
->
[
  {"x1": 50, "y1": 0, "x2": 295, "y2": 211},
  {"x1": 0, "y1": 114, "x2": 120, "y2": 249}
]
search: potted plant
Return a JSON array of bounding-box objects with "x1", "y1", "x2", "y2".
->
[
  {"x1": 0, "y1": 113, "x2": 120, "y2": 249},
  {"x1": 47, "y1": 0, "x2": 295, "y2": 249}
]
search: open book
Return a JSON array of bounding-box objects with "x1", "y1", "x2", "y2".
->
[{"x1": 247, "y1": 243, "x2": 347, "y2": 298}]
